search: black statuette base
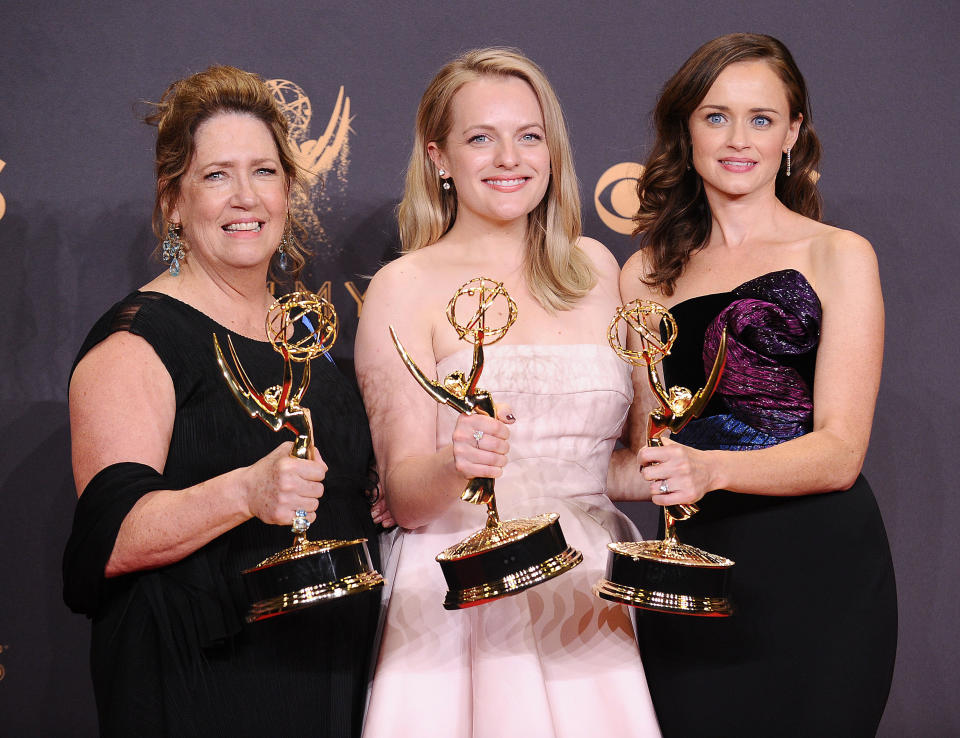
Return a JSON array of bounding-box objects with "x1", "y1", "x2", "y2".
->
[
  {"x1": 594, "y1": 542, "x2": 734, "y2": 617},
  {"x1": 243, "y1": 538, "x2": 384, "y2": 622},
  {"x1": 437, "y1": 514, "x2": 582, "y2": 610}
]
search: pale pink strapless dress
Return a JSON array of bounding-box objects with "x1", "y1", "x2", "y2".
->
[{"x1": 363, "y1": 344, "x2": 660, "y2": 738}]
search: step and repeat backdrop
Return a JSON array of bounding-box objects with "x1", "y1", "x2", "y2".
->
[{"x1": 1, "y1": 1, "x2": 957, "y2": 734}]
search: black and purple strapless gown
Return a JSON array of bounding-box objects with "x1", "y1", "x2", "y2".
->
[{"x1": 636, "y1": 270, "x2": 897, "y2": 738}]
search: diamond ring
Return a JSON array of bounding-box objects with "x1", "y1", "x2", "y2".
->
[
  {"x1": 473, "y1": 429, "x2": 484, "y2": 447},
  {"x1": 292, "y1": 508, "x2": 309, "y2": 533},
  {"x1": 659, "y1": 480, "x2": 670, "y2": 494}
]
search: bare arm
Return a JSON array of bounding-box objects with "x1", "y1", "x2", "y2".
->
[
  {"x1": 354, "y1": 260, "x2": 511, "y2": 530},
  {"x1": 606, "y1": 250, "x2": 662, "y2": 501},
  {"x1": 70, "y1": 331, "x2": 329, "y2": 577},
  {"x1": 635, "y1": 233, "x2": 884, "y2": 504}
]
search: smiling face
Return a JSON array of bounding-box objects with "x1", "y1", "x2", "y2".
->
[
  {"x1": 169, "y1": 112, "x2": 288, "y2": 277},
  {"x1": 428, "y1": 75, "x2": 551, "y2": 228},
  {"x1": 688, "y1": 60, "x2": 801, "y2": 201}
]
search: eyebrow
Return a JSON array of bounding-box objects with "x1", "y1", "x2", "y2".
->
[
  {"x1": 200, "y1": 158, "x2": 279, "y2": 168},
  {"x1": 460, "y1": 122, "x2": 545, "y2": 134},
  {"x1": 696, "y1": 104, "x2": 781, "y2": 114}
]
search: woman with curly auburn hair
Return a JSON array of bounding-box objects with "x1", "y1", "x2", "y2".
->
[
  {"x1": 608, "y1": 33, "x2": 897, "y2": 737},
  {"x1": 64, "y1": 65, "x2": 381, "y2": 737}
]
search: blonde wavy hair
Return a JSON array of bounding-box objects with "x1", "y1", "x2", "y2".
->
[{"x1": 397, "y1": 47, "x2": 594, "y2": 311}]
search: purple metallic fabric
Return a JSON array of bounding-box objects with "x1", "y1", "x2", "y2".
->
[{"x1": 702, "y1": 270, "x2": 822, "y2": 440}]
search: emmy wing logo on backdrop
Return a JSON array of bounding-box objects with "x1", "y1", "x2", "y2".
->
[
  {"x1": 594, "y1": 162, "x2": 644, "y2": 235},
  {"x1": 267, "y1": 80, "x2": 351, "y2": 259}
]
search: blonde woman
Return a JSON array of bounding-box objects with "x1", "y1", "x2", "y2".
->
[{"x1": 355, "y1": 48, "x2": 659, "y2": 738}]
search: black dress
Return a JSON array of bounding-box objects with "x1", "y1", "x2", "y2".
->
[
  {"x1": 63, "y1": 292, "x2": 381, "y2": 738},
  {"x1": 636, "y1": 270, "x2": 897, "y2": 738}
]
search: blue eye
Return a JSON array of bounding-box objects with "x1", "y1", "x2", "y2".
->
[
  {"x1": 255, "y1": 167, "x2": 278, "y2": 176},
  {"x1": 521, "y1": 132, "x2": 543, "y2": 142},
  {"x1": 468, "y1": 134, "x2": 490, "y2": 143},
  {"x1": 753, "y1": 116, "x2": 772, "y2": 127},
  {"x1": 204, "y1": 171, "x2": 225, "y2": 181},
  {"x1": 706, "y1": 113, "x2": 725, "y2": 125}
]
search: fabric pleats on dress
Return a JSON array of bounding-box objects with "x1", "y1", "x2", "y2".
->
[{"x1": 363, "y1": 344, "x2": 661, "y2": 738}]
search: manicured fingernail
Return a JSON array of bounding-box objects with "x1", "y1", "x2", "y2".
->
[{"x1": 506, "y1": 413, "x2": 516, "y2": 421}]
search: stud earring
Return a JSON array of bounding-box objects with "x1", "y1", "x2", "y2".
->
[
  {"x1": 785, "y1": 148, "x2": 792, "y2": 177},
  {"x1": 161, "y1": 222, "x2": 185, "y2": 276}
]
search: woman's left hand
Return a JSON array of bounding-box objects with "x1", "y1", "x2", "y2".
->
[
  {"x1": 371, "y1": 493, "x2": 396, "y2": 529},
  {"x1": 638, "y1": 436, "x2": 716, "y2": 507}
]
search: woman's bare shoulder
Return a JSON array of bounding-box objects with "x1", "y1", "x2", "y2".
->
[
  {"x1": 808, "y1": 225, "x2": 877, "y2": 275},
  {"x1": 363, "y1": 248, "x2": 446, "y2": 309},
  {"x1": 576, "y1": 236, "x2": 621, "y2": 284},
  {"x1": 619, "y1": 248, "x2": 661, "y2": 302},
  {"x1": 71, "y1": 330, "x2": 166, "y2": 387}
]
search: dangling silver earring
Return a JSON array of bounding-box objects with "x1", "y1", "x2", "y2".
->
[
  {"x1": 785, "y1": 148, "x2": 792, "y2": 177},
  {"x1": 161, "y1": 222, "x2": 185, "y2": 276},
  {"x1": 439, "y1": 168, "x2": 452, "y2": 191},
  {"x1": 278, "y1": 215, "x2": 293, "y2": 271}
]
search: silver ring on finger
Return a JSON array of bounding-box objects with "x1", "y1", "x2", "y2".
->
[
  {"x1": 659, "y1": 479, "x2": 670, "y2": 494},
  {"x1": 292, "y1": 508, "x2": 310, "y2": 533},
  {"x1": 473, "y1": 429, "x2": 484, "y2": 448}
]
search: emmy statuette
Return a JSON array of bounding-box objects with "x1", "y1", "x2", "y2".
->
[
  {"x1": 594, "y1": 300, "x2": 735, "y2": 616},
  {"x1": 390, "y1": 277, "x2": 582, "y2": 610},
  {"x1": 214, "y1": 291, "x2": 384, "y2": 622}
]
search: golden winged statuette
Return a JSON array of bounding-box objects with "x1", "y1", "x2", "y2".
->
[
  {"x1": 594, "y1": 299, "x2": 735, "y2": 617},
  {"x1": 389, "y1": 278, "x2": 582, "y2": 610},
  {"x1": 212, "y1": 291, "x2": 383, "y2": 622}
]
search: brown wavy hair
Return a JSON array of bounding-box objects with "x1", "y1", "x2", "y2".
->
[
  {"x1": 634, "y1": 33, "x2": 822, "y2": 295},
  {"x1": 398, "y1": 47, "x2": 594, "y2": 311},
  {"x1": 144, "y1": 65, "x2": 308, "y2": 281}
]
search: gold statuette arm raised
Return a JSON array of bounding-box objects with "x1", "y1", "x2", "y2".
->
[
  {"x1": 686, "y1": 328, "x2": 728, "y2": 424},
  {"x1": 213, "y1": 334, "x2": 315, "y2": 459},
  {"x1": 388, "y1": 326, "x2": 476, "y2": 414},
  {"x1": 214, "y1": 334, "x2": 284, "y2": 432},
  {"x1": 646, "y1": 328, "x2": 728, "y2": 438},
  {"x1": 388, "y1": 326, "x2": 497, "y2": 518}
]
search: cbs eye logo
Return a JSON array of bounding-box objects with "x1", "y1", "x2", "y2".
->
[{"x1": 594, "y1": 162, "x2": 644, "y2": 235}]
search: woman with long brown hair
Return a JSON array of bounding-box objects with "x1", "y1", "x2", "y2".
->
[{"x1": 612, "y1": 33, "x2": 897, "y2": 737}]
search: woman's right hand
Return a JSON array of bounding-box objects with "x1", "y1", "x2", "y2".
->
[
  {"x1": 451, "y1": 406, "x2": 515, "y2": 480},
  {"x1": 242, "y1": 441, "x2": 328, "y2": 526}
]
